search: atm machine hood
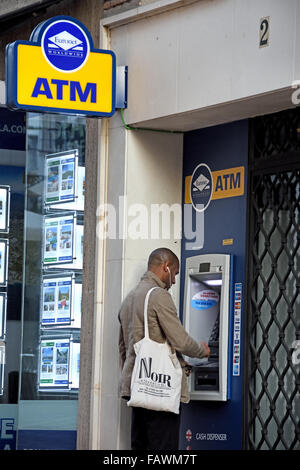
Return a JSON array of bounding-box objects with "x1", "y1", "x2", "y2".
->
[{"x1": 182, "y1": 254, "x2": 232, "y2": 401}]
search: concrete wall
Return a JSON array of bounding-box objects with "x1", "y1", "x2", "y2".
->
[
  {"x1": 104, "y1": 0, "x2": 298, "y2": 130},
  {"x1": 93, "y1": 110, "x2": 183, "y2": 449}
]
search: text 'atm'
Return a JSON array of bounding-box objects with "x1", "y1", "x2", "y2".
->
[{"x1": 183, "y1": 254, "x2": 232, "y2": 401}]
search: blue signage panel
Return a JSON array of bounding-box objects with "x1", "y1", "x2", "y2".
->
[
  {"x1": 180, "y1": 119, "x2": 248, "y2": 450},
  {"x1": 17, "y1": 430, "x2": 76, "y2": 450},
  {"x1": 0, "y1": 108, "x2": 26, "y2": 151}
]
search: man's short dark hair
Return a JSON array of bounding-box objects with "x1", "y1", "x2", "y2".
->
[{"x1": 148, "y1": 248, "x2": 179, "y2": 269}]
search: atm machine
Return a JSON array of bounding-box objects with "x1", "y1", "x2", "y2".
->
[{"x1": 182, "y1": 254, "x2": 232, "y2": 401}]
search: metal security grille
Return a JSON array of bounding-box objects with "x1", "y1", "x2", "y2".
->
[{"x1": 245, "y1": 109, "x2": 300, "y2": 450}]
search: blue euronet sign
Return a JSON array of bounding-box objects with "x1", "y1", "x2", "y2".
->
[{"x1": 41, "y1": 19, "x2": 90, "y2": 73}]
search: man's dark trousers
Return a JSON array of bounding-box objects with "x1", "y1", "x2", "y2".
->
[{"x1": 131, "y1": 406, "x2": 181, "y2": 450}]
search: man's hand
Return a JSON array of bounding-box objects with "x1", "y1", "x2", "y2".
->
[
  {"x1": 201, "y1": 341, "x2": 210, "y2": 357},
  {"x1": 184, "y1": 365, "x2": 192, "y2": 377}
]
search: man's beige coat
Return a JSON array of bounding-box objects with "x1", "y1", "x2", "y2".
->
[{"x1": 118, "y1": 271, "x2": 206, "y2": 403}]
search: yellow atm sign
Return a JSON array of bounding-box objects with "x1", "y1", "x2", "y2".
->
[
  {"x1": 6, "y1": 16, "x2": 116, "y2": 117},
  {"x1": 211, "y1": 166, "x2": 244, "y2": 200}
]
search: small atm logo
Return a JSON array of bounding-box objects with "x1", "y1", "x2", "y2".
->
[
  {"x1": 190, "y1": 163, "x2": 213, "y2": 212},
  {"x1": 186, "y1": 166, "x2": 245, "y2": 207}
]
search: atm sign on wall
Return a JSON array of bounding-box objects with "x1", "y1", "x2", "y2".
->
[
  {"x1": 185, "y1": 166, "x2": 245, "y2": 211},
  {"x1": 6, "y1": 16, "x2": 116, "y2": 117}
]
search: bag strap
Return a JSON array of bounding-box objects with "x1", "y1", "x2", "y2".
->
[{"x1": 143, "y1": 287, "x2": 159, "y2": 339}]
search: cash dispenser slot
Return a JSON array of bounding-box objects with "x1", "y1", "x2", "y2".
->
[{"x1": 195, "y1": 367, "x2": 219, "y2": 391}]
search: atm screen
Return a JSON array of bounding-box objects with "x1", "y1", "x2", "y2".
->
[{"x1": 188, "y1": 274, "x2": 221, "y2": 366}]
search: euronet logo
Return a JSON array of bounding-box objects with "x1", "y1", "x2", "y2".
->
[
  {"x1": 47, "y1": 31, "x2": 84, "y2": 57},
  {"x1": 193, "y1": 174, "x2": 210, "y2": 192},
  {"x1": 41, "y1": 19, "x2": 90, "y2": 72}
]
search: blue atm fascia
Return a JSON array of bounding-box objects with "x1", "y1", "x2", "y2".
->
[{"x1": 179, "y1": 119, "x2": 248, "y2": 450}]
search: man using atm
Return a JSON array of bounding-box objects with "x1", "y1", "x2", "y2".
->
[{"x1": 118, "y1": 247, "x2": 210, "y2": 450}]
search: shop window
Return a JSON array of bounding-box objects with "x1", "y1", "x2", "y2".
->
[{"x1": 17, "y1": 113, "x2": 85, "y2": 450}]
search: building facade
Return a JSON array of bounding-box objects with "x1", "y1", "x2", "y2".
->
[{"x1": 0, "y1": 0, "x2": 299, "y2": 450}]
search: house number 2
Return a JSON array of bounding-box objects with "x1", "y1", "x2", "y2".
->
[{"x1": 259, "y1": 16, "x2": 270, "y2": 47}]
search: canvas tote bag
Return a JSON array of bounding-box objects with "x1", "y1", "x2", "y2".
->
[{"x1": 127, "y1": 287, "x2": 182, "y2": 414}]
